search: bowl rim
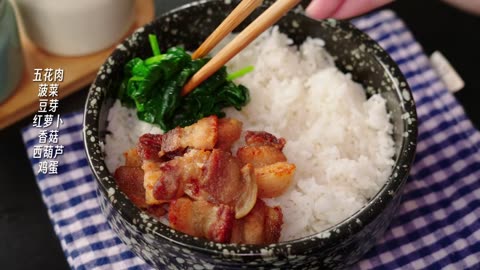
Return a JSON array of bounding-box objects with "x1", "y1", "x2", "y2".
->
[{"x1": 84, "y1": 0, "x2": 418, "y2": 257}]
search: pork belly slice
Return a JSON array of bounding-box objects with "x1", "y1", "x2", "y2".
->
[
  {"x1": 244, "y1": 131, "x2": 286, "y2": 150},
  {"x1": 114, "y1": 166, "x2": 147, "y2": 208},
  {"x1": 255, "y1": 162, "x2": 295, "y2": 198},
  {"x1": 142, "y1": 159, "x2": 184, "y2": 205},
  {"x1": 230, "y1": 200, "x2": 283, "y2": 244},
  {"x1": 144, "y1": 150, "x2": 210, "y2": 204},
  {"x1": 137, "y1": 133, "x2": 164, "y2": 161},
  {"x1": 168, "y1": 197, "x2": 234, "y2": 243},
  {"x1": 114, "y1": 166, "x2": 168, "y2": 219},
  {"x1": 199, "y1": 149, "x2": 243, "y2": 205},
  {"x1": 216, "y1": 118, "x2": 242, "y2": 152},
  {"x1": 161, "y1": 115, "x2": 218, "y2": 155},
  {"x1": 145, "y1": 204, "x2": 167, "y2": 219},
  {"x1": 138, "y1": 116, "x2": 242, "y2": 163},
  {"x1": 150, "y1": 150, "x2": 211, "y2": 202},
  {"x1": 238, "y1": 131, "x2": 294, "y2": 198},
  {"x1": 237, "y1": 145, "x2": 287, "y2": 167},
  {"x1": 151, "y1": 149, "x2": 256, "y2": 208},
  {"x1": 123, "y1": 148, "x2": 142, "y2": 167}
]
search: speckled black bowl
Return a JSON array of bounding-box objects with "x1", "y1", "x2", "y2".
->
[{"x1": 83, "y1": 0, "x2": 417, "y2": 269}]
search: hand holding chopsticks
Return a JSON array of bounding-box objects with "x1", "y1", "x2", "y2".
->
[{"x1": 182, "y1": 0, "x2": 301, "y2": 96}]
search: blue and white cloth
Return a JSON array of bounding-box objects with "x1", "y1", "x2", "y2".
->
[{"x1": 22, "y1": 10, "x2": 480, "y2": 269}]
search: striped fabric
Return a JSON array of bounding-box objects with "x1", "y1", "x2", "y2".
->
[{"x1": 22, "y1": 10, "x2": 480, "y2": 269}]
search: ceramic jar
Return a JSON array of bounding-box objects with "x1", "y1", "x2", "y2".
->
[
  {"x1": 0, "y1": 0, "x2": 24, "y2": 103},
  {"x1": 13, "y1": 0, "x2": 136, "y2": 56}
]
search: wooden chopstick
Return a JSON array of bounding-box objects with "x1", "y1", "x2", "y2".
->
[
  {"x1": 182, "y1": 0, "x2": 301, "y2": 96},
  {"x1": 191, "y1": 0, "x2": 263, "y2": 60}
]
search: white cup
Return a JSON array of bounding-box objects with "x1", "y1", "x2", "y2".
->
[{"x1": 13, "y1": 0, "x2": 136, "y2": 56}]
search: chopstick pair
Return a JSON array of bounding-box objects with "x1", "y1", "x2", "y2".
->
[{"x1": 181, "y1": 0, "x2": 301, "y2": 96}]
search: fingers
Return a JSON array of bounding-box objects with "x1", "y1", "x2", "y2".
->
[
  {"x1": 305, "y1": 0, "x2": 347, "y2": 20},
  {"x1": 441, "y1": 0, "x2": 480, "y2": 15},
  {"x1": 306, "y1": 0, "x2": 394, "y2": 20},
  {"x1": 332, "y1": 0, "x2": 394, "y2": 19}
]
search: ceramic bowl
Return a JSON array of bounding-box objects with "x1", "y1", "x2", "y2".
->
[
  {"x1": 14, "y1": 0, "x2": 135, "y2": 56},
  {"x1": 84, "y1": 0, "x2": 417, "y2": 269}
]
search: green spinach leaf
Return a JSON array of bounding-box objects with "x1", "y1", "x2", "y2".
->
[{"x1": 119, "y1": 35, "x2": 252, "y2": 132}]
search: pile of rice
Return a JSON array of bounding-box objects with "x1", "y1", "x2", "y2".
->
[{"x1": 105, "y1": 28, "x2": 394, "y2": 241}]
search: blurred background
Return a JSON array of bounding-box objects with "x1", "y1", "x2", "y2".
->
[{"x1": 0, "y1": 0, "x2": 479, "y2": 269}]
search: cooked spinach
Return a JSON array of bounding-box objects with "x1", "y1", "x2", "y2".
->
[{"x1": 118, "y1": 34, "x2": 251, "y2": 131}]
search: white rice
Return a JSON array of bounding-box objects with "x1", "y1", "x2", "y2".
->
[
  {"x1": 104, "y1": 103, "x2": 163, "y2": 172},
  {"x1": 104, "y1": 27, "x2": 394, "y2": 241}
]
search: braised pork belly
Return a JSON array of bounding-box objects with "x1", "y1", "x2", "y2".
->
[{"x1": 113, "y1": 115, "x2": 295, "y2": 244}]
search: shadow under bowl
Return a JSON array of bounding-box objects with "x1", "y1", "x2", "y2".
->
[{"x1": 83, "y1": 0, "x2": 417, "y2": 269}]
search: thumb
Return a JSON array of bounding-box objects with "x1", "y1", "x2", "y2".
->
[{"x1": 306, "y1": 0, "x2": 394, "y2": 20}]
